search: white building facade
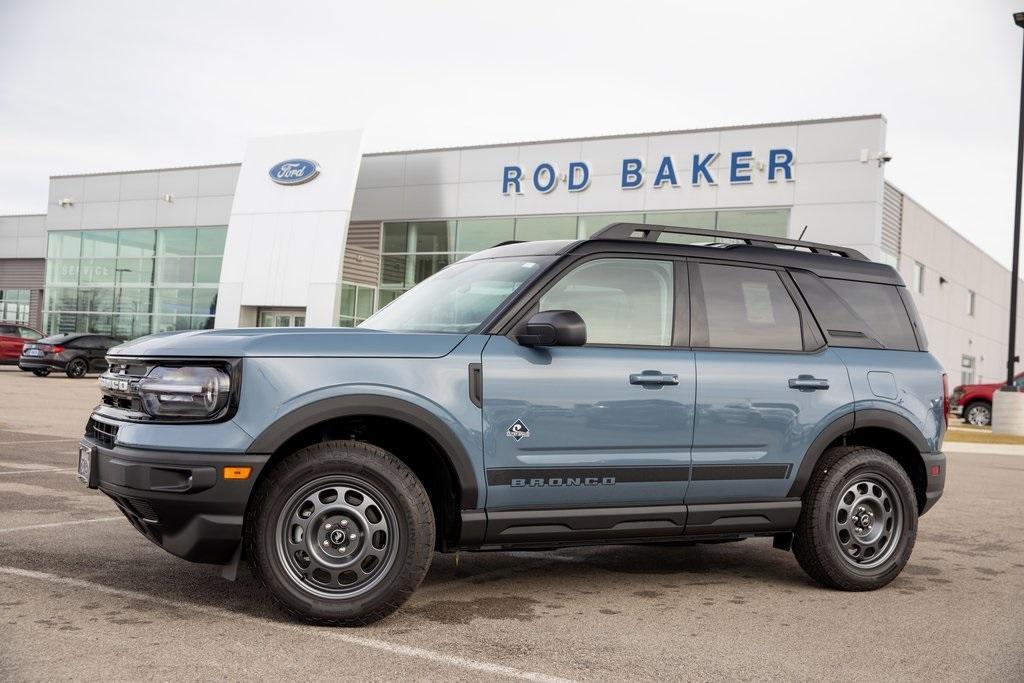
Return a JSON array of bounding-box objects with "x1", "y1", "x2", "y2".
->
[{"x1": 0, "y1": 114, "x2": 1020, "y2": 383}]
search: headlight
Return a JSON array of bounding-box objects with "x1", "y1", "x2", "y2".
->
[{"x1": 136, "y1": 366, "x2": 231, "y2": 418}]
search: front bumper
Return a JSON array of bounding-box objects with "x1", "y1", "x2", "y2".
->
[
  {"x1": 81, "y1": 436, "x2": 269, "y2": 564},
  {"x1": 920, "y1": 451, "x2": 946, "y2": 515},
  {"x1": 949, "y1": 404, "x2": 963, "y2": 417}
]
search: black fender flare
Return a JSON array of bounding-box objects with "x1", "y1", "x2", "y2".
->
[
  {"x1": 787, "y1": 409, "x2": 930, "y2": 498},
  {"x1": 246, "y1": 394, "x2": 480, "y2": 509}
]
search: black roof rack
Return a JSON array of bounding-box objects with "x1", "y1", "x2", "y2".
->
[{"x1": 588, "y1": 223, "x2": 867, "y2": 261}]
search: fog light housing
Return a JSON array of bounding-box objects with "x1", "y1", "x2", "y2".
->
[{"x1": 137, "y1": 366, "x2": 231, "y2": 419}]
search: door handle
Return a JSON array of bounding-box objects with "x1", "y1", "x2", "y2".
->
[
  {"x1": 630, "y1": 370, "x2": 679, "y2": 387},
  {"x1": 788, "y1": 375, "x2": 829, "y2": 391}
]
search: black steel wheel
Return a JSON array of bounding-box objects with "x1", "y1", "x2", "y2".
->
[
  {"x1": 31, "y1": 368, "x2": 50, "y2": 377},
  {"x1": 793, "y1": 445, "x2": 917, "y2": 590},
  {"x1": 247, "y1": 440, "x2": 434, "y2": 625},
  {"x1": 65, "y1": 358, "x2": 88, "y2": 378}
]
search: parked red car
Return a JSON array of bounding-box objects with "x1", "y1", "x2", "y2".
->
[
  {"x1": 0, "y1": 321, "x2": 44, "y2": 365},
  {"x1": 948, "y1": 373, "x2": 1024, "y2": 426}
]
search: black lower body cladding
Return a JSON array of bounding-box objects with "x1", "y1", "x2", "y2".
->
[{"x1": 82, "y1": 437, "x2": 269, "y2": 563}]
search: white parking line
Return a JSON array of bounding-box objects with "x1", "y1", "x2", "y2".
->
[
  {"x1": 0, "y1": 467, "x2": 76, "y2": 476},
  {"x1": 0, "y1": 566, "x2": 576, "y2": 683},
  {"x1": 0, "y1": 516, "x2": 123, "y2": 534},
  {"x1": 0, "y1": 438, "x2": 79, "y2": 445}
]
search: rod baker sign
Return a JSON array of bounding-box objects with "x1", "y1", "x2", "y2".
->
[{"x1": 501, "y1": 148, "x2": 794, "y2": 194}]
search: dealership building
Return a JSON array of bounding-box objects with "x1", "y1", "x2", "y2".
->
[{"x1": 1, "y1": 113, "x2": 1020, "y2": 385}]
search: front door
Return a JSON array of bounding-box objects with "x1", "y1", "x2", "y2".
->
[
  {"x1": 686, "y1": 261, "x2": 854, "y2": 506},
  {"x1": 257, "y1": 308, "x2": 306, "y2": 328},
  {"x1": 481, "y1": 257, "x2": 695, "y2": 541}
]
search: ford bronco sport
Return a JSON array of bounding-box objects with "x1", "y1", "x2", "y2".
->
[{"x1": 79, "y1": 223, "x2": 946, "y2": 625}]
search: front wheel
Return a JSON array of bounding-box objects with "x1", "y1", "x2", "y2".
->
[
  {"x1": 963, "y1": 401, "x2": 992, "y2": 427},
  {"x1": 31, "y1": 368, "x2": 50, "y2": 377},
  {"x1": 246, "y1": 440, "x2": 435, "y2": 625},
  {"x1": 64, "y1": 358, "x2": 88, "y2": 378},
  {"x1": 793, "y1": 445, "x2": 917, "y2": 591}
]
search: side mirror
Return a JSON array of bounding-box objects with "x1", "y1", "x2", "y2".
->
[{"x1": 516, "y1": 310, "x2": 586, "y2": 347}]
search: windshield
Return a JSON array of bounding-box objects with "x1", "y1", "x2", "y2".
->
[{"x1": 360, "y1": 256, "x2": 552, "y2": 333}]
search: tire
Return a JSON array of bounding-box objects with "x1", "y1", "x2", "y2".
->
[
  {"x1": 31, "y1": 368, "x2": 50, "y2": 377},
  {"x1": 793, "y1": 445, "x2": 917, "y2": 591},
  {"x1": 64, "y1": 358, "x2": 88, "y2": 378},
  {"x1": 246, "y1": 440, "x2": 435, "y2": 625},
  {"x1": 962, "y1": 401, "x2": 992, "y2": 427}
]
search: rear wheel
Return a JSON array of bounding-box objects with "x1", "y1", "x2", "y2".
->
[
  {"x1": 793, "y1": 445, "x2": 917, "y2": 590},
  {"x1": 65, "y1": 358, "x2": 88, "y2": 378},
  {"x1": 963, "y1": 401, "x2": 992, "y2": 426},
  {"x1": 31, "y1": 368, "x2": 50, "y2": 377},
  {"x1": 247, "y1": 440, "x2": 434, "y2": 625}
]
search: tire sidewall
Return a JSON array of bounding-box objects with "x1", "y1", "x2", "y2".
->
[
  {"x1": 249, "y1": 442, "x2": 434, "y2": 623},
  {"x1": 813, "y1": 452, "x2": 917, "y2": 587},
  {"x1": 964, "y1": 402, "x2": 991, "y2": 426},
  {"x1": 66, "y1": 359, "x2": 87, "y2": 378}
]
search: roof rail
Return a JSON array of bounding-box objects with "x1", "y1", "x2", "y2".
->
[{"x1": 588, "y1": 223, "x2": 868, "y2": 261}]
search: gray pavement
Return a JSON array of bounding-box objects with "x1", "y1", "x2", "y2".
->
[{"x1": 0, "y1": 366, "x2": 1022, "y2": 680}]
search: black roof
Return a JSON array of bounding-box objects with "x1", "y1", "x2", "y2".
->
[{"x1": 465, "y1": 222, "x2": 903, "y2": 286}]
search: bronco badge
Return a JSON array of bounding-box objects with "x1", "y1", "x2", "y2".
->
[{"x1": 506, "y1": 419, "x2": 530, "y2": 441}]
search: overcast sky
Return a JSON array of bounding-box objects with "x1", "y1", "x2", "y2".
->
[{"x1": 1, "y1": 0, "x2": 1021, "y2": 266}]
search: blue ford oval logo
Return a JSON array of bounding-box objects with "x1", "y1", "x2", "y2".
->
[{"x1": 269, "y1": 159, "x2": 320, "y2": 185}]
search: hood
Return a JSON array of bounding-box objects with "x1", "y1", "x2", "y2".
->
[{"x1": 108, "y1": 327, "x2": 467, "y2": 359}]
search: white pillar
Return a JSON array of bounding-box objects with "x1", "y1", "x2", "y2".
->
[{"x1": 992, "y1": 390, "x2": 1024, "y2": 435}]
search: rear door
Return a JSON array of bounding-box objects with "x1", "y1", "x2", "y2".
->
[
  {"x1": 0, "y1": 324, "x2": 19, "y2": 361},
  {"x1": 481, "y1": 256, "x2": 695, "y2": 542},
  {"x1": 685, "y1": 261, "x2": 854, "y2": 522}
]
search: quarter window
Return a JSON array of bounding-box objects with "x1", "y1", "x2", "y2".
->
[
  {"x1": 695, "y1": 263, "x2": 802, "y2": 351},
  {"x1": 539, "y1": 258, "x2": 674, "y2": 346}
]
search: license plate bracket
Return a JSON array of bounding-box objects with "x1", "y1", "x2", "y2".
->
[{"x1": 77, "y1": 442, "x2": 98, "y2": 488}]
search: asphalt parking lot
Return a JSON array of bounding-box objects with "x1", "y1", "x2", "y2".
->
[{"x1": 1, "y1": 366, "x2": 1022, "y2": 681}]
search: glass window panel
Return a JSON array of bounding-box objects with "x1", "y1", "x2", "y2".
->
[
  {"x1": 714, "y1": 209, "x2": 789, "y2": 236},
  {"x1": 80, "y1": 230, "x2": 118, "y2": 258},
  {"x1": 380, "y1": 255, "x2": 408, "y2": 286},
  {"x1": 355, "y1": 286, "x2": 375, "y2": 319},
  {"x1": 514, "y1": 216, "x2": 578, "y2": 242},
  {"x1": 48, "y1": 231, "x2": 82, "y2": 258},
  {"x1": 117, "y1": 229, "x2": 156, "y2": 257},
  {"x1": 45, "y1": 288, "x2": 79, "y2": 311},
  {"x1": 193, "y1": 257, "x2": 223, "y2": 285},
  {"x1": 643, "y1": 211, "x2": 718, "y2": 244},
  {"x1": 154, "y1": 288, "x2": 194, "y2": 316},
  {"x1": 540, "y1": 258, "x2": 674, "y2": 346},
  {"x1": 191, "y1": 288, "x2": 218, "y2": 315},
  {"x1": 114, "y1": 287, "x2": 153, "y2": 314},
  {"x1": 821, "y1": 279, "x2": 919, "y2": 351},
  {"x1": 191, "y1": 316, "x2": 215, "y2": 331},
  {"x1": 697, "y1": 264, "x2": 802, "y2": 351},
  {"x1": 382, "y1": 223, "x2": 409, "y2": 253},
  {"x1": 77, "y1": 287, "x2": 115, "y2": 312},
  {"x1": 153, "y1": 315, "x2": 193, "y2": 332},
  {"x1": 413, "y1": 221, "x2": 456, "y2": 253},
  {"x1": 377, "y1": 289, "x2": 403, "y2": 309},
  {"x1": 337, "y1": 318, "x2": 355, "y2": 328},
  {"x1": 85, "y1": 314, "x2": 114, "y2": 335},
  {"x1": 80, "y1": 259, "x2": 117, "y2": 285},
  {"x1": 48, "y1": 260, "x2": 80, "y2": 285},
  {"x1": 156, "y1": 257, "x2": 195, "y2": 285},
  {"x1": 195, "y1": 227, "x2": 227, "y2": 256},
  {"x1": 339, "y1": 284, "x2": 356, "y2": 317},
  {"x1": 414, "y1": 254, "x2": 454, "y2": 285},
  {"x1": 455, "y1": 218, "x2": 515, "y2": 253},
  {"x1": 578, "y1": 214, "x2": 638, "y2": 238},
  {"x1": 157, "y1": 228, "x2": 197, "y2": 256},
  {"x1": 114, "y1": 257, "x2": 154, "y2": 285},
  {"x1": 113, "y1": 314, "x2": 137, "y2": 340}
]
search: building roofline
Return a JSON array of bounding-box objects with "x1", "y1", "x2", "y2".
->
[
  {"x1": 0, "y1": 213, "x2": 46, "y2": 218},
  {"x1": 45, "y1": 114, "x2": 885, "y2": 178}
]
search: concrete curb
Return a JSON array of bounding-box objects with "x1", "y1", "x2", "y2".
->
[{"x1": 944, "y1": 441, "x2": 1024, "y2": 456}]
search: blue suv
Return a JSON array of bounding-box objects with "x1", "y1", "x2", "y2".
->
[{"x1": 79, "y1": 223, "x2": 946, "y2": 625}]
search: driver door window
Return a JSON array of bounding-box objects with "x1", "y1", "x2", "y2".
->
[{"x1": 538, "y1": 258, "x2": 675, "y2": 346}]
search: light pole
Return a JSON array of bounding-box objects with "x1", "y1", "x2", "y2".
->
[{"x1": 1004, "y1": 12, "x2": 1024, "y2": 391}]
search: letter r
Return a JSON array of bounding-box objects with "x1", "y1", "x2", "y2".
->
[{"x1": 502, "y1": 166, "x2": 522, "y2": 194}]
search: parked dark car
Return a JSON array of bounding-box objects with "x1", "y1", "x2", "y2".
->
[
  {"x1": 19, "y1": 333, "x2": 122, "y2": 378},
  {"x1": 0, "y1": 322, "x2": 44, "y2": 365}
]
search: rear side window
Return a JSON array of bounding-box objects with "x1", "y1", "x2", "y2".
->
[
  {"x1": 693, "y1": 263, "x2": 803, "y2": 351},
  {"x1": 19, "y1": 327, "x2": 42, "y2": 340},
  {"x1": 791, "y1": 271, "x2": 920, "y2": 351}
]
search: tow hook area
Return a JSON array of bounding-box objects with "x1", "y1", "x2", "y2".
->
[{"x1": 773, "y1": 532, "x2": 794, "y2": 551}]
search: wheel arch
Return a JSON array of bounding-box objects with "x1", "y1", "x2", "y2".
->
[
  {"x1": 245, "y1": 394, "x2": 481, "y2": 550},
  {"x1": 789, "y1": 409, "x2": 931, "y2": 513}
]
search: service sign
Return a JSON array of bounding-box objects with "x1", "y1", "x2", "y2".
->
[{"x1": 269, "y1": 159, "x2": 320, "y2": 185}]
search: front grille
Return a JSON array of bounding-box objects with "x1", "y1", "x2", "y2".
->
[
  {"x1": 123, "y1": 496, "x2": 159, "y2": 522},
  {"x1": 85, "y1": 418, "x2": 119, "y2": 448}
]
